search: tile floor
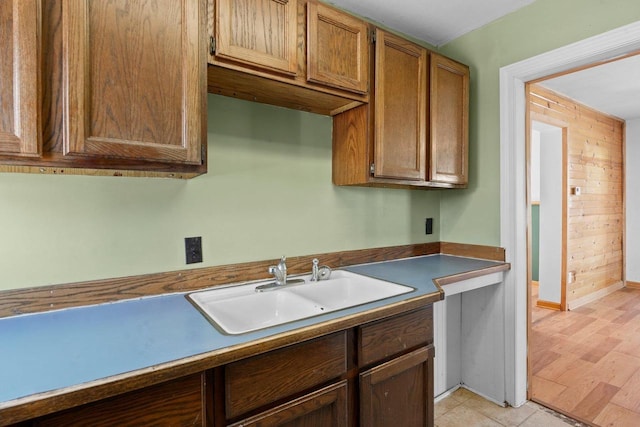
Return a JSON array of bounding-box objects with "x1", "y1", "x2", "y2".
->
[
  {"x1": 530, "y1": 286, "x2": 640, "y2": 426},
  {"x1": 435, "y1": 388, "x2": 585, "y2": 427}
]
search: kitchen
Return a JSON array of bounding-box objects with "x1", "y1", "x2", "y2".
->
[{"x1": 2, "y1": 0, "x2": 640, "y2": 426}]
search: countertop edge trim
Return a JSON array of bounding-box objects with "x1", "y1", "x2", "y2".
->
[{"x1": 432, "y1": 263, "x2": 511, "y2": 289}]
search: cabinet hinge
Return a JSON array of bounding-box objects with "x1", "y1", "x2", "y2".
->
[
  {"x1": 209, "y1": 36, "x2": 216, "y2": 55},
  {"x1": 370, "y1": 30, "x2": 376, "y2": 44},
  {"x1": 370, "y1": 163, "x2": 375, "y2": 175}
]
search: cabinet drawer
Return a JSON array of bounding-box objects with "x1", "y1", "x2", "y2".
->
[
  {"x1": 225, "y1": 331, "x2": 348, "y2": 419},
  {"x1": 229, "y1": 380, "x2": 349, "y2": 427},
  {"x1": 358, "y1": 306, "x2": 433, "y2": 366},
  {"x1": 34, "y1": 374, "x2": 205, "y2": 426}
]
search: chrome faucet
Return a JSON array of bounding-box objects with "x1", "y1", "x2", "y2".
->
[
  {"x1": 310, "y1": 258, "x2": 332, "y2": 281},
  {"x1": 268, "y1": 256, "x2": 288, "y2": 286},
  {"x1": 256, "y1": 256, "x2": 304, "y2": 292},
  {"x1": 256, "y1": 256, "x2": 329, "y2": 292}
]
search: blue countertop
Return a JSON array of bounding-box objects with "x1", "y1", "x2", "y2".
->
[{"x1": 0, "y1": 254, "x2": 504, "y2": 407}]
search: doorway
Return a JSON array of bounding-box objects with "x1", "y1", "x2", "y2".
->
[
  {"x1": 528, "y1": 119, "x2": 567, "y2": 313},
  {"x1": 499, "y1": 20, "x2": 640, "y2": 407}
]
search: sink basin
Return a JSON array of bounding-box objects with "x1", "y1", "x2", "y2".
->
[
  {"x1": 187, "y1": 270, "x2": 414, "y2": 335},
  {"x1": 287, "y1": 272, "x2": 414, "y2": 310}
]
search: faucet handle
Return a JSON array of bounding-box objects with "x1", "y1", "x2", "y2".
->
[
  {"x1": 318, "y1": 265, "x2": 332, "y2": 280},
  {"x1": 311, "y1": 258, "x2": 331, "y2": 281}
]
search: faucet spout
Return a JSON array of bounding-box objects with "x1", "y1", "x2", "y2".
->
[{"x1": 269, "y1": 256, "x2": 287, "y2": 286}]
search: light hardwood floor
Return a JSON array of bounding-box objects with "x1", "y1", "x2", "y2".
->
[{"x1": 530, "y1": 284, "x2": 640, "y2": 426}]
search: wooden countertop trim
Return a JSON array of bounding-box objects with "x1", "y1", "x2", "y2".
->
[
  {"x1": 440, "y1": 242, "x2": 506, "y2": 262},
  {"x1": 0, "y1": 242, "x2": 441, "y2": 318}
]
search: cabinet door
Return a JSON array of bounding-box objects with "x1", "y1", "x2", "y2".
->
[
  {"x1": 307, "y1": 1, "x2": 368, "y2": 94},
  {"x1": 35, "y1": 374, "x2": 205, "y2": 426},
  {"x1": 0, "y1": 0, "x2": 40, "y2": 157},
  {"x1": 229, "y1": 381, "x2": 349, "y2": 427},
  {"x1": 360, "y1": 346, "x2": 434, "y2": 427},
  {"x1": 373, "y1": 30, "x2": 427, "y2": 181},
  {"x1": 215, "y1": 0, "x2": 298, "y2": 76},
  {"x1": 430, "y1": 53, "x2": 469, "y2": 185},
  {"x1": 62, "y1": 0, "x2": 205, "y2": 165}
]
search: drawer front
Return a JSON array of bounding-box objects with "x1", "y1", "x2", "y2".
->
[
  {"x1": 225, "y1": 331, "x2": 348, "y2": 419},
  {"x1": 35, "y1": 374, "x2": 205, "y2": 426},
  {"x1": 359, "y1": 305, "x2": 433, "y2": 367},
  {"x1": 229, "y1": 380, "x2": 349, "y2": 427}
]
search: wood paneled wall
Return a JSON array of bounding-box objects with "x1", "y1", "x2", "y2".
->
[{"x1": 529, "y1": 85, "x2": 624, "y2": 305}]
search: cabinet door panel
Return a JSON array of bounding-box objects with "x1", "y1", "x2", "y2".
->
[
  {"x1": 216, "y1": 0, "x2": 298, "y2": 75},
  {"x1": 0, "y1": 0, "x2": 40, "y2": 157},
  {"x1": 307, "y1": 1, "x2": 368, "y2": 94},
  {"x1": 360, "y1": 346, "x2": 434, "y2": 427},
  {"x1": 374, "y1": 30, "x2": 427, "y2": 181},
  {"x1": 430, "y1": 53, "x2": 469, "y2": 185},
  {"x1": 229, "y1": 381, "x2": 349, "y2": 427},
  {"x1": 63, "y1": 0, "x2": 205, "y2": 165}
]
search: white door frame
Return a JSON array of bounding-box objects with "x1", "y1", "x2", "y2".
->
[{"x1": 499, "y1": 20, "x2": 640, "y2": 407}]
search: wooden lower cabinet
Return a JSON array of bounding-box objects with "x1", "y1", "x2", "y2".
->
[
  {"x1": 20, "y1": 306, "x2": 434, "y2": 427},
  {"x1": 360, "y1": 346, "x2": 434, "y2": 427},
  {"x1": 221, "y1": 306, "x2": 434, "y2": 427},
  {"x1": 33, "y1": 374, "x2": 206, "y2": 426}
]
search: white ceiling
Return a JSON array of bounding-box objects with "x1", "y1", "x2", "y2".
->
[
  {"x1": 538, "y1": 54, "x2": 640, "y2": 120},
  {"x1": 328, "y1": 0, "x2": 537, "y2": 47}
]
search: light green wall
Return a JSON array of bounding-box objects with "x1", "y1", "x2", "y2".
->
[
  {"x1": 5, "y1": 0, "x2": 638, "y2": 291},
  {"x1": 438, "y1": 0, "x2": 640, "y2": 245},
  {"x1": 0, "y1": 95, "x2": 440, "y2": 291}
]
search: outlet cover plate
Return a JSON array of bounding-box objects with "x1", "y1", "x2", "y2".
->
[
  {"x1": 185, "y1": 236, "x2": 203, "y2": 264},
  {"x1": 425, "y1": 218, "x2": 433, "y2": 235}
]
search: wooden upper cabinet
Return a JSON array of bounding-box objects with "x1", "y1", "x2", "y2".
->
[
  {"x1": 62, "y1": 0, "x2": 206, "y2": 165},
  {"x1": 0, "y1": 0, "x2": 40, "y2": 157},
  {"x1": 307, "y1": 1, "x2": 368, "y2": 94},
  {"x1": 430, "y1": 53, "x2": 469, "y2": 185},
  {"x1": 332, "y1": 31, "x2": 469, "y2": 189},
  {"x1": 373, "y1": 30, "x2": 427, "y2": 181},
  {"x1": 215, "y1": 0, "x2": 298, "y2": 76}
]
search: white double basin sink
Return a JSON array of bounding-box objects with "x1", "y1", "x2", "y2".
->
[{"x1": 187, "y1": 270, "x2": 414, "y2": 335}]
